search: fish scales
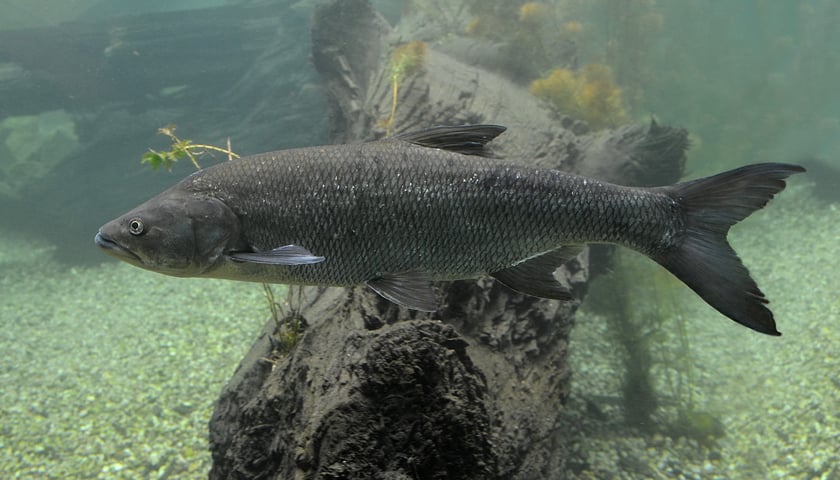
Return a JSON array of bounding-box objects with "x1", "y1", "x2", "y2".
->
[{"x1": 188, "y1": 139, "x2": 675, "y2": 286}]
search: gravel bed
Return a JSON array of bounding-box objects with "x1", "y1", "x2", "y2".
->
[{"x1": 0, "y1": 251, "x2": 270, "y2": 478}]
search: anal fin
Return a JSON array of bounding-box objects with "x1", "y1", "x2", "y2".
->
[
  {"x1": 491, "y1": 245, "x2": 583, "y2": 301},
  {"x1": 367, "y1": 271, "x2": 437, "y2": 311}
]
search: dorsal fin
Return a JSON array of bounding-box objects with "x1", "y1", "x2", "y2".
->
[{"x1": 396, "y1": 125, "x2": 506, "y2": 156}]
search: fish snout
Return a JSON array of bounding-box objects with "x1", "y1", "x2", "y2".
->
[
  {"x1": 94, "y1": 231, "x2": 114, "y2": 250},
  {"x1": 94, "y1": 229, "x2": 142, "y2": 264}
]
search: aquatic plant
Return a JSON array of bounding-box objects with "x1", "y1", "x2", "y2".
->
[
  {"x1": 141, "y1": 124, "x2": 238, "y2": 171},
  {"x1": 384, "y1": 41, "x2": 427, "y2": 135},
  {"x1": 584, "y1": 248, "x2": 702, "y2": 434},
  {"x1": 529, "y1": 64, "x2": 628, "y2": 130},
  {"x1": 670, "y1": 408, "x2": 726, "y2": 447},
  {"x1": 274, "y1": 312, "x2": 304, "y2": 357},
  {"x1": 639, "y1": 255, "x2": 730, "y2": 446},
  {"x1": 518, "y1": 2, "x2": 549, "y2": 24},
  {"x1": 465, "y1": 1, "x2": 550, "y2": 38},
  {"x1": 608, "y1": 267, "x2": 660, "y2": 432},
  {"x1": 463, "y1": 0, "x2": 580, "y2": 82},
  {"x1": 262, "y1": 283, "x2": 306, "y2": 364}
]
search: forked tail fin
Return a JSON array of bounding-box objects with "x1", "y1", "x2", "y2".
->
[{"x1": 653, "y1": 163, "x2": 805, "y2": 335}]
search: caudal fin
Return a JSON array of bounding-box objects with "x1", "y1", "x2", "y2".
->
[{"x1": 653, "y1": 163, "x2": 805, "y2": 335}]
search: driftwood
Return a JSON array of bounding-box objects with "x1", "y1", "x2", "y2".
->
[{"x1": 208, "y1": 1, "x2": 688, "y2": 479}]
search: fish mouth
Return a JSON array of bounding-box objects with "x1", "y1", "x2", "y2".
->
[{"x1": 94, "y1": 231, "x2": 142, "y2": 264}]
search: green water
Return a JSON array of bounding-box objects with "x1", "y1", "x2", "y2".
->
[{"x1": 1, "y1": 1, "x2": 838, "y2": 478}]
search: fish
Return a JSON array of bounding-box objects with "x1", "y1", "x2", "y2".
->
[{"x1": 94, "y1": 125, "x2": 804, "y2": 335}]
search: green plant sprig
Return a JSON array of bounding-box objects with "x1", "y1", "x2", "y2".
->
[
  {"x1": 141, "y1": 124, "x2": 238, "y2": 171},
  {"x1": 261, "y1": 284, "x2": 306, "y2": 366}
]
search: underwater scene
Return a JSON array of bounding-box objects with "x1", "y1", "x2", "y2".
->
[{"x1": 1, "y1": 0, "x2": 838, "y2": 479}]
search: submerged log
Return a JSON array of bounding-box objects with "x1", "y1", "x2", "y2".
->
[{"x1": 209, "y1": 1, "x2": 688, "y2": 479}]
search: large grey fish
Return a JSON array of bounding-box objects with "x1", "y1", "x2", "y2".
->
[{"x1": 95, "y1": 125, "x2": 804, "y2": 335}]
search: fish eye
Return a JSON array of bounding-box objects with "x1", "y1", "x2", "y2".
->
[{"x1": 128, "y1": 218, "x2": 145, "y2": 236}]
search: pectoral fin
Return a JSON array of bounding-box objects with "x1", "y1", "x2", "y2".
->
[
  {"x1": 367, "y1": 271, "x2": 437, "y2": 311},
  {"x1": 491, "y1": 245, "x2": 583, "y2": 300},
  {"x1": 230, "y1": 244, "x2": 325, "y2": 265}
]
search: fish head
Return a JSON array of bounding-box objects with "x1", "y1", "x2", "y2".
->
[{"x1": 95, "y1": 189, "x2": 243, "y2": 277}]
